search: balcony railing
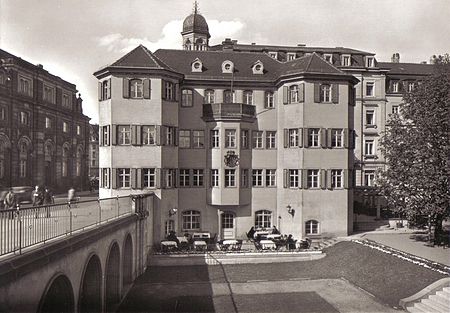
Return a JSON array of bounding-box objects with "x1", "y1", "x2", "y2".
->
[{"x1": 203, "y1": 103, "x2": 256, "y2": 121}]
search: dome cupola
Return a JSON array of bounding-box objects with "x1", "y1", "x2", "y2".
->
[{"x1": 181, "y1": 2, "x2": 210, "y2": 50}]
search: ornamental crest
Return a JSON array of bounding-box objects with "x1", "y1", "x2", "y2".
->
[{"x1": 224, "y1": 151, "x2": 239, "y2": 167}]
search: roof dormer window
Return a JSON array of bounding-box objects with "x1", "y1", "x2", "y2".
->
[
  {"x1": 323, "y1": 54, "x2": 333, "y2": 64},
  {"x1": 366, "y1": 56, "x2": 375, "y2": 68},
  {"x1": 222, "y1": 60, "x2": 234, "y2": 74},
  {"x1": 252, "y1": 60, "x2": 264, "y2": 75},
  {"x1": 287, "y1": 53, "x2": 296, "y2": 61},
  {"x1": 341, "y1": 54, "x2": 351, "y2": 67},
  {"x1": 191, "y1": 58, "x2": 203, "y2": 72},
  {"x1": 268, "y1": 52, "x2": 278, "y2": 60}
]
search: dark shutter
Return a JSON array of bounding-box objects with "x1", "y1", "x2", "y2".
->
[
  {"x1": 283, "y1": 169, "x2": 288, "y2": 188},
  {"x1": 161, "y1": 80, "x2": 166, "y2": 100},
  {"x1": 143, "y1": 79, "x2": 151, "y2": 99},
  {"x1": 299, "y1": 83, "x2": 305, "y2": 102},
  {"x1": 332, "y1": 83, "x2": 339, "y2": 103},
  {"x1": 303, "y1": 128, "x2": 309, "y2": 148},
  {"x1": 156, "y1": 168, "x2": 161, "y2": 189},
  {"x1": 327, "y1": 170, "x2": 332, "y2": 189},
  {"x1": 123, "y1": 78, "x2": 130, "y2": 98},
  {"x1": 174, "y1": 83, "x2": 179, "y2": 101},
  {"x1": 137, "y1": 168, "x2": 142, "y2": 189},
  {"x1": 302, "y1": 169, "x2": 308, "y2": 189},
  {"x1": 155, "y1": 125, "x2": 161, "y2": 146},
  {"x1": 314, "y1": 83, "x2": 320, "y2": 103},
  {"x1": 283, "y1": 86, "x2": 288, "y2": 104},
  {"x1": 327, "y1": 128, "x2": 332, "y2": 148},
  {"x1": 136, "y1": 125, "x2": 142, "y2": 145},
  {"x1": 98, "y1": 82, "x2": 102, "y2": 101},
  {"x1": 344, "y1": 169, "x2": 349, "y2": 189},
  {"x1": 174, "y1": 127, "x2": 179, "y2": 146},
  {"x1": 320, "y1": 169, "x2": 326, "y2": 189},
  {"x1": 283, "y1": 129, "x2": 288, "y2": 148},
  {"x1": 298, "y1": 128, "x2": 303, "y2": 147},
  {"x1": 131, "y1": 168, "x2": 137, "y2": 189},
  {"x1": 99, "y1": 126, "x2": 103, "y2": 146},
  {"x1": 107, "y1": 78, "x2": 111, "y2": 99},
  {"x1": 320, "y1": 128, "x2": 327, "y2": 148},
  {"x1": 131, "y1": 125, "x2": 137, "y2": 145},
  {"x1": 343, "y1": 129, "x2": 349, "y2": 148},
  {"x1": 111, "y1": 125, "x2": 117, "y2": 145},
  {"x1": 111, "y1": 168, "x2": 117, "y2": 189}
]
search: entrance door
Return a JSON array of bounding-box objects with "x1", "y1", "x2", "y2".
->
[{"x1": 221, "y1": 213, "x2": 235, "y2": 239}]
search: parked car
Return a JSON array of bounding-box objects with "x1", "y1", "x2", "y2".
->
[{"x1": 11, "y1": 186, "x2": 34, "y2": 204}]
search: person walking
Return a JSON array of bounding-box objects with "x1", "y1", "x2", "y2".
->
[
  {"x1": 43, "y1": 187, "x2": 54, "y2": 218},
  {"x1": 4, "y1": 189, "x2": 17, "y2": 219},
  {"x1": 32, "y1": 185, "x2": 43, "y2": 206}
]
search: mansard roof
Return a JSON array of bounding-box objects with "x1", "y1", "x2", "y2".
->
[{"x1": 378, "y1": 62, "x2": 436, "y2": 76}]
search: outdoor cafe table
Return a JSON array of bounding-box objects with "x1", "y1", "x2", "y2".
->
[
  {"x1": 220, "y1": 239, "x2": 240, "y2": 251},
  {"x1": 266, "y1": 234, "x2": 282, "y2": 240},
  {"x1": 254, "y1": 230, "x2": 270, "y2": 240},
  {"x1": 193, "y1": 232, "x2": 210, "y2": 239},
  {"x1": 260, "y1": 239, "x2": 276, "y2": 250},
  {"x1": 193, "y1": 240, "x2": 207, "y2": 251},
  {"x1": 160, "y1": 240, "x2": 177, "y2": 252}
]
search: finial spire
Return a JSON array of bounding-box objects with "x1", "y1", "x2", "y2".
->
[{"x1": 193, "y1": 1, "x2": 199, "y2": 14}]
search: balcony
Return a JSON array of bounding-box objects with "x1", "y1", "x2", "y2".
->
[{"x1": 203, "y1": 103, "x2": 256, "y2": 122}]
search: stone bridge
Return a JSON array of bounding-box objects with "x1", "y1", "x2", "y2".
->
[{"x1": 0, "y1": 194, "x2": 154, "y2": 313}]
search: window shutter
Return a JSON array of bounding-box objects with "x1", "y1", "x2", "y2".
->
[
  {"x1": 204, "y1": 169, "x2": 209, "y2": 189},
  {"x1": 143, "y1": 79, "x2": 151, "y2": 99},
  {"x1": 299, "y1": 83, "x2": 304, "y2": 102},
  {"x1": 302, "y1": 169, "x2": 308, "y2": 189},
  {"x1": 106, "y1": 125, "x2": 110, "y2": 146},
  {"x1": 327, "y1": 128, "x2": 332, "y2": 148},
  {"x1": 332, "y1": 83, "x2": 339, "y2": 103},
  {"x1": 136, "y1": 125, "x2": 142, "y2": 145},
  {"x1": 156, "y1": 125, "x2": 161, "y2": 146},
  {"x1": 283, "y1": 86, "x2": 288, "y2": 104},
  {"x1": 98, "y1": 82, "x2": 102, "y2": 101},
  {"x1": 389, "y1": 80, "x2": 394, "y2": 93},
  {"x1": 283, "y1": 169, "x2": 288, "y2": 188},
  {"x1": 314, "y1": 83, "x2": 320, "y2": 103},
  {"x1": 298, "y1": 128, "x2": 303, "y2": 147},
  {"x1": 174, "y1": 127, "x2": 179, "y2": 146},
  {"x1": 303, "y1": 128, "x2": 309, "y2": 148},
  {"x1": 131, "y1": 125, "x2": 137, "y2": 145},
  {"x1": 343, "y1": 129, "x2": 349, "y2": 148},
  {"x1": 156, "y1": 168, "x2": 161, "y2": 189},
  {"x1": 327, "y1": 169, "x2": 332, "y2": 189},
  {"x1": 320, "y1": 128, "x2": 327, "y2": 148},
  {"x1": 111, "y1": 168, "x2": 117, "y2": 189},
  {"x1": 320, "y1": 169, "x2": 326, "y2": 189},
  {"x1": 161, "y1": 80, "x2": 166, "y2": 100},
  {"x1": 174, "y1": 83, "x2": 179, "y2": 101},
  {"x1": 107, "y1": 78, "x2": 111, "y2": 99},
  {"x1": 137, "y1": 168, "x2": 142, "y2": 189},
  {"x1": 161, "y1": 126, "x2": 167, "y2": 146},
  {"x1": 111, "y1": 125, "x2": 117, "y2": 145},
  {"x1": 131, "y1": 168, "x2": 137, "y2": 189},
  {"x1": 350, "y1": 130, "x2": 355, "y2": 149},
  {"x1": 283, "y1": 129, "x2": 288, "y2": 148},
  {"x1": 99, "y1": 127, "x2": 103, "y2": 146},
  {"x1": 123, "y1": 78, "x2": 130, "y2": 99},
  {"x1": 344, "y1": 169, "x2": 349, "y2": 189}
]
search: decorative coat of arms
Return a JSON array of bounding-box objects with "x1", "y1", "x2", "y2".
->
[{"x1": 224, "y1": 151, "x2": 239, "y2": 167}]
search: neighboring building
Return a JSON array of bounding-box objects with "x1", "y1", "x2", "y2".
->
[
  {"x1": 94, "y1": 7, "x2": 435, "y2": 243},
  {"x1": 89, "y1": 123, "x2": 99, "y2": 178},
  {"x1": 0, "y1": 49, "x2": 90, "y2": 193}
]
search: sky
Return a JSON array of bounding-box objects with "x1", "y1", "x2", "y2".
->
[{"x1": 1, "y1": 0, "x2": 449, "y2": 124}]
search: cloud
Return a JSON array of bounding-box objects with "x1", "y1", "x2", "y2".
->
[{"x1": 96, "y1": 19, "x2": 246, "y2": 53}]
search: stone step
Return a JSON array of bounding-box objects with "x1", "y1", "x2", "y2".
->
[
  {"x1": 422, "y1": 298, "x2": 449, "y2": 313},
  {"x1": 415, "y1": 302, "x2": 442, "y2": 313},
  {"x1": 429, "y1": 293, "x2": 450, "y2": 307}
]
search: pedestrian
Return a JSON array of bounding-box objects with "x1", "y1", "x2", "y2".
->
[
  {"x1": 68, "y1": 187, "x2": 76, "y2": 203},
  {"x1": 32, "y1": 185, "x2": 43, "y2": 206},
  {"x1": 4, "y1": 188, "x2": 17, "y2": 219},
  {"x1": 43, "y1": 187, "x2": 54, "y2": 218}
]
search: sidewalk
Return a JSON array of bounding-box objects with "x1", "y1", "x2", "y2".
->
[{"x1": 349, "y1": 228, "x2": 450, "y2": 266}]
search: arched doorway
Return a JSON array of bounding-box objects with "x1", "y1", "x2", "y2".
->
[
  {"x1": 38, "y1": 275, "x2": 74, "y2": 313},
  {"x1": 105, "y1": 243, "x2": 120, "y2": 312},
  {"x1": 123, "y1": 234, "x2": 133, "y2": 288},
  {"x1": 79, "y1": 255, "x2": 102, "y2": 313},
  {"x1": 221, "y1": 212, "x2": 236, "y2": 239}
]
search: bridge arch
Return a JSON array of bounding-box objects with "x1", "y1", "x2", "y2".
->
[
  {"x1": 105, "y1": 241, "x2": 121, "y2": 312},
  {"x1": 78, "y1": 254, "x2": 102, "y2": 313},
  {"x1": 123, "y1": 233, "x2": 133, "y2": 287},
  {"x1": 37, "y1": 273, "x2": 74, "y2": 313}
]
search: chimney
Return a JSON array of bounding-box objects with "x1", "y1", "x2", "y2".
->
[
  {"x1": 297, "y1": 43, "x2": 306, "y2": 47},
  {"x1": 391, "y1": 53, "x2": 400, "y2": 63},
  {"x1": 421, "y1": 61, "x2": 427, "y2": 64}
]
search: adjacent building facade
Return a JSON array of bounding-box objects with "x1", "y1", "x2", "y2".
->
[
  {"x1": 0, "y1": 49, "x2": 91, "y2": 193},
  {"x1": 95, "y1": 9, "x2": 435, "y2": 243},
  {"x1": 89, "y1": 123, "x2": 99, "y2": 179}
]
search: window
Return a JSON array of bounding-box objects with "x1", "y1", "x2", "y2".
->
[
  {"x1": 266, "y1": 131, "x2": 276, "y2": 149},
  {"x1": 287, "y1": 53, "x2": 296, "y2": 61},
  {"x1": 142, "y1": 126, "x2": 156, "y2": 145},
  {"x1": 192, "y1": 130, "x2": 204, "y2": 148},
  {"x1": 223, "y1": 90, "x2": 235, "y2": 103},
  {"x1": 331, "y1": 170, "x2": 343, "y2": 188},
  {"x1": 165, "y1": 220, "x2": 175, "y2": 237},
  {"x1": 225, "y1": 169, "x2": 236, "y2": 187},
  {"x1": 225, "y1": 129, "x2": 236, "y2": 148},
  {"x1": 62, "y1": 146, "x2": 69, "y2": 177},
  {"x1": 252, "y1": 62, "x2": 264, "y2": 74},
  {"x1": 43, "y1": 85, "x2": 55, "y2": 103},
  {"x1": 118, "y1": 168, "x2": 131, "y2": 188},
  {"x1": 241, "y1": 169, "x2": 249, "y2": 187},
  {"x1": 364, "y1": 170, "x2": 376, "y2": 186},
  {"x1": 331, "y1": 129, "x2": 343, "y2": 148},
  {"x1": 289, "y1": 85, "x2": 299, "y2": 103},
  {"x1": 179, "y1": 169, "x2": 190, "y2": 187},
  {"x1": 164, "y1": 81, "x2": 175, "y2": 100},
  {"x1": 366, "y1": 110, "x2": 375, "y2": 126},
  {"x1": 392, "y1": 106, "x2": 399, "y2": 114},
  {"x1": 118, "y1": 125, "x2": 131, "y2": 145},
  {"x1": 179, "y1": 130, "x2": 191, "y2": 148},
  {"x1": 265, "y1": 92, "x2": 274, "y2": 108},
  {"x1": 341, "y1": 55, "x2": 351, "y2": 66},
  {"x1": 182, "y1": 210, "x2": 200, "y2": 230},
  {"x1": 288, "y1": 129, "x2": 299, "y2": 147},
  {"x1": 18, "y1": 76, "x2": 32, "y2": 96},
  {"x1": 182, "y1": 89, "x2": 193, "y2": 107},
  {"x1": 252, "y1": 131, "x2": 263, "y2": 149},
  {"x1": 76, "y1": 149, "x2": 82, "y2": 176},
  {"x1": 364, "y1": 139, "x2": 374, "y2": 156},
  {"x1": 102, "y1": 168, "x2": 110, "y2": 188},
  {"x1": 366, "y1": 82, "x2": 374, "y2": 97},
  {"x1": 143, "y1": 168, "x2": 156, "y2": 188},
  {"x1": 19, "y1": 160, "x2": 27, "y2": 178},
  {"x1": 211, "y1": 169, "x2": 219, "y2": 187},
  {"x1": 255, "y1": 210, "x2": 272, "y2": 228},
  {"x1": 101, "y1": 79, "x2": 110, "y2": 100},
  {"x1": 166, "y1": 127, "x2": 175, "y2": 146},
  {"x1": 269, "y1": 52, "x2": 277, "y2": 59},
  {"x1": 211, "y1": 129, "x2": 220, "y2": 148},
  {"x1": 305, "y1": 220, "x2": 319, "y2": 235},
  {"x1": 289, "y1": 169, "x2": 299, "y2": 188},
  {"x1": 366, "y1": 56, "x2": 375, "y2": 68},
  {"x1": 130, "y1": 79, "x2": 143, "y2": 98},
  {"x1": 165, "y1": 169, "x2": 175, "y2": 188},
  {"x1": 0, "y1": 107, "x2": 5, "y2": 121},
  {"x1": 408, "y1": 82, "x2": 415, "y2": 92},
  {"x1": 324, "y1": 54, "x2": 333, "y2": 63},
  {"x1": 204, "y1": 90, "x2": 215, "y2": 104},
  {"x1": 62, "y1": 94, "x2": 71, "y2": 107},
  {"x1": 252, "y1": 169, "x2": 263, "y2": 187},
  {"x1": 102, "y1": 126, "x2": 110, "y2": 146},
  {"x1": 307, "y1": 169, "x2": 320, "y2": 188},
  {"x1": 243, "y1": 91, "x2": 253, "y2": 105},
  {"x1": 63, "y1": 122, "x2": 68, "y2": 133},
  {"x1": 192, "y1": 60, "x2": 202, "y2": 72},
  {"x1": 77, "y1": 125, "x2": 81, "y2": 136},
  {"x1": 20, "y1": 111, "x2": 29, "y2": 125},
  {"x1": 241, "y1": 130, "x2": 249, "y2": 149},
  {"x1": 45, "y1": 117, "x2": 52, "y2": 129},
  {"x1": 392, "y1": 81, "x2": 399, "y2": 93},
  {"x1": 222, "y1": 61, "x2": 234, "y2": 73},
  {"x1": 193, "y1": 169, "x2": 204, "y2": 187},
  {"x1": 308, "y1": 128, "x2": 320, "y2": 147},
  {"x1": 266, "y1": 169, "x2": 276, "y2": 187},
  {"x1": 320, "y1": 84, "x2": 331, "y2": 102}
]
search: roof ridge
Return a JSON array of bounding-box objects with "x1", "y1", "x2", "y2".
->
[
  {"x1": 314, "y1": 53, "x2": 346, "y2": 74},
  {"x1": 305, "y1": 53, "x2": 315, "y2": 72},
  {"x1": 140, "y1": 45, "x2": 173, "y2": 70}
]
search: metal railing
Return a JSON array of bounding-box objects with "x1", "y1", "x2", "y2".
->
[
  {"x1": 203, "y1": 103, "x2": 256, "y2": 120},
  {"x1": 0, "y1": 194, "x2": 151, "y2": 257}
]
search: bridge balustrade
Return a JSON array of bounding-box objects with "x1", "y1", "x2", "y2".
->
[{"x1": 0, "y1": 194, "x2": 151, "y2": 257}]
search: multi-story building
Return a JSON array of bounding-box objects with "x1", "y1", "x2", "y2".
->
[
  {"x1": 0, "y1": 49, "x2": 90, "y2": 193},
  {"x1": 94, "y1": 8, "x2": 434, "y2": 243},
  {"x1": 89, "y1": 123, "x2": 99, "y2": 179}
]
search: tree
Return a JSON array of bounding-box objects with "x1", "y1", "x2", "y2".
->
[{"x1": 378, "y1": 64, "x2": 450, "y2": 244}]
